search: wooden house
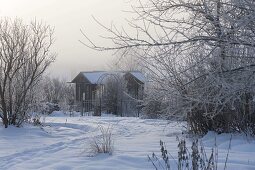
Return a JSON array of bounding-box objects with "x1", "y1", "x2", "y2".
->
[
  {"x1": 70, "y1": 71, "x2": 145, "y2": 114},
  {"x1": 71, "y1": 71, "x2": 106, "y2": 102}
]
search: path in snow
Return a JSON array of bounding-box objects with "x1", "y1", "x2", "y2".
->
[
  {"x1": 0, "y1": 113, "x2": 255, "y2": 170},
  {"x1": 0, "y1": 115, "x2": 175, "y2": 170}
]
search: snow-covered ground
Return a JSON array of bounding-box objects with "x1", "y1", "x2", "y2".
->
[{"x1": 0, "y1": 112, "x2": 255, "y2": 170}]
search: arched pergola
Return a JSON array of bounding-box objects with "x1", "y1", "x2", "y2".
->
[{"x1": 93, "y1": 72, "x2": 124, "y2": 116}]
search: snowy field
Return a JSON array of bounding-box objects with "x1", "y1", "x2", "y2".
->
[{"x1": 0, "y1": 112, "x2": 255, "y2": 170}]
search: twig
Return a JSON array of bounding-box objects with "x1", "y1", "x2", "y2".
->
[{"x1": 224, "y1": 135, "x2": 232, "y2": 170}]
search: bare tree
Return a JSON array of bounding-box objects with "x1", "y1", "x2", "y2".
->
[
  {"x1": 81, "y1": 0, "x2": 255, "y2": 134},
  {"x1": 0, "y1": 18, "x2": 55, "y2": 128},
  {"x1": 43, "y1": 77, "x2": 64, "y2": 104},
  {"x1": 42, "y1": 76, "x2": 75, "y2": 112}
]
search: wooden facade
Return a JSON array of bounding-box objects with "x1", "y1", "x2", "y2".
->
[
  {"x1": 71, "y1": 72, "x2": 99, "y2": 102},
  {"x1": 124, "y1": 72, "x2": 144, "y2": 100}
]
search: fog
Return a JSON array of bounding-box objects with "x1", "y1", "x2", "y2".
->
[{"x1": 0, "y1": 0, "x2": 132, "y2": 79}]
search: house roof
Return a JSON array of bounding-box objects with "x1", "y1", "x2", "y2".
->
[
  {"x1": 82, "y1": 71, "x2": 107, "y2": 84},
  {"x1": 72, "y1": 71, "x2": 146, "y2": 84},
  {"x1": 129, "y1": 71, "x2": 146, "y2": 83}
]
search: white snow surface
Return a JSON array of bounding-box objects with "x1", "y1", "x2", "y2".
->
[{"x1": 0, "y1": 112, "x2": 254, "y2": 170}]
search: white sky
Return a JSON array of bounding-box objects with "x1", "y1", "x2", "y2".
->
[{"x1": 0, "y1": 0, "x2": 132, "y2": 79}]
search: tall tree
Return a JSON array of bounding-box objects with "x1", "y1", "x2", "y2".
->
[{"x1": 82, "y1": 0, "x2": 255, "y2": 134}]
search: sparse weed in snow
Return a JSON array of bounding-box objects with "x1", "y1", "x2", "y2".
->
[
  {"x1": 89, "y1": 125, "x2": 114, "y2": 155},
  {"x1": 149, "y1": 137, "x2": 232, "y2": 170}
]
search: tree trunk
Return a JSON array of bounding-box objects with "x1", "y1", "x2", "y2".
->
[{"x1": 3, "y1": 112, "x2": 8, "y2": 128}]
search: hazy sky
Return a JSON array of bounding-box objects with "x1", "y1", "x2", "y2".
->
[{"x1": 0, "y1": 0, "x2": 132, "y2": 79}]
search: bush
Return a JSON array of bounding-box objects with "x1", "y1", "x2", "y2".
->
[
  {"x1": 89, "y1": 125, "x2": 114, "y2": 155},
  {"x1": 28, "y1": 113, "x2": 45, "y2": 126},
  {"x1": 37, "y1": 102, "x2": 60, "y2": 115},
  {"x1": 143, "y1": 99, "x2": 162, "y2": 119},
  {"x1": 32, "y1": 115, "x2": 43, "y2": 126}
]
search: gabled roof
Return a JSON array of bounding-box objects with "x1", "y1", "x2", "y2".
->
[
  {"x1": 71, "y1": 71, "x2": 146, "y2": 84},
  {"x1": 129, "y1": 71, "x2": 146, "y2": 83},
  {"x1": 82, "y1": 71, "x2": 107, "y2": 84}
]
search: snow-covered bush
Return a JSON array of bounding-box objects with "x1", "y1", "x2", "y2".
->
[
  {"x1": 142, "y1": 98, "x2": 162, "y2": 119},
  {"x1": 41, "y1": 76, "x2": 75, "y2": 113},
  {"x1": 42, "y1": 77, "x2": 74, "y2": 111},
  {"x1": 186, "y1": 67, "x2": 255, "y2": 135},
  {"x1": 26, "y1": 102, "x2": 57, "y2": 126},
  {"x1": 42, "y1": 102, "x2": 60, "y2": 115},
  {"x1": 30, "y1": 102, "x2": 60, "y2": 115},
  {"x1": 31, "y1": 114, "x2": 43, "y2": 126}
]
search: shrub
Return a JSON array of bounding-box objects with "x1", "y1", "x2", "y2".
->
[
  {"x1": 89, "y1": 125, "x2": 114, "y2": 155},
  {"x1": 32, "y1": 116, "x2": 42, "y2": 126},
  {"x1": 30, "y1": 113, "x2": 45, "y2": 126}
]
